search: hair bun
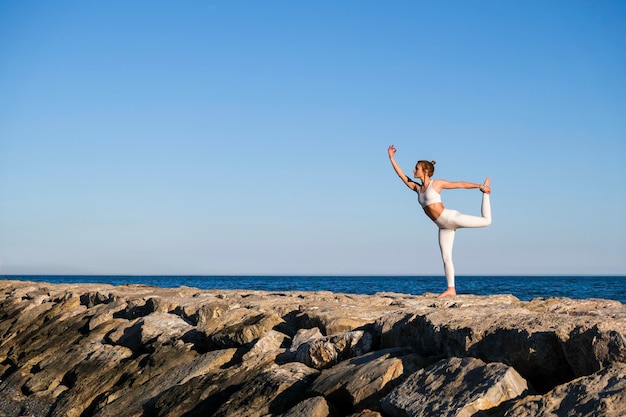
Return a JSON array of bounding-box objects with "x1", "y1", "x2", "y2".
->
[{"x1": 431, "y1": 160, "x2": 436, "y2": 165}]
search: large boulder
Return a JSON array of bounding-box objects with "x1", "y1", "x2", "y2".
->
[
  {"x1": 502, "y1": 363, "x2": 626, "y2": 417},
  {"x1": 381, "y1": 357, "x2": 528, "y2": 417}
]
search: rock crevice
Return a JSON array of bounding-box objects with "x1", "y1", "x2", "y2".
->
[{"x1": 1, "y1": 280, "x2": 625, "y2": 417}]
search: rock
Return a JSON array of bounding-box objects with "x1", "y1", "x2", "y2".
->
[
  {"x1": 212, "y1": 362, "x2": 319, "y2": 417},
  {"x1": 107, "y1": 312, "x2": 193, "y2": 352},
  {"x1": 381, "y1": 357, "x2": 528, "y2": 417},
  {"x1": 242, "y1": 329, "x2": 290, "y2": 362},
  {"x1": 309, "y1": 348, "x2": 427, "y2": 414},
  {"x1": 290, "y1": 327, "x2": 324, "y2": 351},
  {"x1": 295, "y1": 330, "x2": 374, "y2": 369},
  {"x1": 278, "y1": 396, "x2": 331, "y2": 417},
  {"x1": 202, "y1": 309, "x2": 286, "y2": 349},
  {"x1": 1, "y1": 280, "x2": 625, "y2": 417},
  {"x1": 347, "y1": 411, "x2": 383, "y2": 417},
  {"x1": 92, "y1": 347, "x2": 238, "y2": 417},
  {"x1": 87, "y1": 300, "x2": 128, "y2": 331},
  {"x1": 559, "y1": 322, "x2": 626, "y2": 376},
  {"x1": 80, "y1": 290, "x2": 114, "y2": 308},
  {"x1": 501, "y1": 363, "x2": 626, "y2": 417},
  {"x1": 376, "y1": 297, "x2": 616, "y2": 392}
]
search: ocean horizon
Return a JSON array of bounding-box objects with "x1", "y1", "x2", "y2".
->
[{"x1": 3, "y1": 275, "x2": 626, "y2": 304}]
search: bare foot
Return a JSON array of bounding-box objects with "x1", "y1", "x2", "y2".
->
[
  {"x1": 438, "y1": 287, "x2": 457, "y2": 298},
  {"x1": 481, "y1": 177, "x2": 491, "y2": 194}
]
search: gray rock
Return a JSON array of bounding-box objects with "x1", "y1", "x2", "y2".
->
[
  {"x1": 502, "y1": 363, "x2": 626, "y2": 417},
  {"x1": 559, "y1": 322, "x2": 626, "y2": 377},
  {"x1": 211, "y1": 362, "x2": 319, "y2": 417},
  {"x1": 92, "y1": 347, "x2": 238, "y2": 417},
  {"x1": 381, "y1": 357, "x2": 528, "y2": 417}
]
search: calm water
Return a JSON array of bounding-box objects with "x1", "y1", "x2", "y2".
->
[{"x1": 3, "y1": 275, "x2": 626, "y2": 303}]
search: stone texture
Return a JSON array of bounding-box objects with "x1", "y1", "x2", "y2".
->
[
  {"x1": 501, "y1": 363, "x2": 626, "y2": 417},
  {"x1": 295, "y1": 330, "x2": 374, "y2": 369},
  {"x1": 381, "y1": 357, "x2": 528, "y2": 417},
  {"x1": 0, "y1": 280, "x2": 625, "y2": 417},
  {"x1": 211, "y1": 362, "x2": 319, "y2": 417},
  {"x1": 278, "y1": 396, "x2": 331, "y2": 417},
  {"x1": 309, "y1": 348, "x2": 429, "y2": 414}
]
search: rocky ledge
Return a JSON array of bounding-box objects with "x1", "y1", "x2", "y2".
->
[{"x1": 1, "y1": 280, "x2": 625, "y2": 417}]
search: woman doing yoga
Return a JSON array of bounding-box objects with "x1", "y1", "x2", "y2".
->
[{"x1": 387, "y1": 145, "x2": 492, "y2": 298}]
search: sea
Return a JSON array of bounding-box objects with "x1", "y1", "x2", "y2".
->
[{"x1": 3, "y1": 275, "x2": 626, "y2": 304}]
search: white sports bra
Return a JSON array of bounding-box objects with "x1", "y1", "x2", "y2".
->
[{"x1": 417, "y1": 181, "x2": 442, "y2": 208}]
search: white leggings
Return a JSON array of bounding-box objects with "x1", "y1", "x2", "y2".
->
[{"x1": 434, "y1": 193, "x2": 491, "y2": 288}]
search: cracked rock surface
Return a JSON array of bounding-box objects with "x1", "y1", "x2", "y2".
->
[{"x1": 1, "y1": 279, "x2": 625, "y2": 417}]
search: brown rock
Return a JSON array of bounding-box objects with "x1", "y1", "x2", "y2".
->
[
  {"x1": 381, "y1": 357, "x2": 528, "y2": 417},
  {"x1": 309, "y1": 348, "x2": 425, "y2": 414},
  {"x1": 502, "y1": 363, "x2": 626, "y2": 417},
  {"x1": 295, "y1": 330, "x2": 374, "y2": 369},
  {"x1": 278, "y1": 396, "x2": 331, "y2": 417},
  {"x1": 1, "y1": 280, "x2": 625, "y2": 417},
  {"x1": 107, "y1": 312, "x2": 193, "y2": 352},
  {"x1": 212, "y1": 362, "x2": 319, "y2": 417}
]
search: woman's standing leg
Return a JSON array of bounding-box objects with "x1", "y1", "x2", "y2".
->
[{"x1": 438, "y1": 228, "x2": 456, "y2": 296}]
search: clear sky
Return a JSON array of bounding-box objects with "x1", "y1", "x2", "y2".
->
[{"x1": 1, "y1": 1, "x2": 625, "y2": 276}]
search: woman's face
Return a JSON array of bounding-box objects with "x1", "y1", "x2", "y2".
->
[{"x1": 413, "y1": 163, "x2": 425, "y2": 177}]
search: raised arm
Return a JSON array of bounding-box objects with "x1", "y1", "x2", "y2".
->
[{"x1": 388, "y1": 145, "x2": 417, "y2": 191}]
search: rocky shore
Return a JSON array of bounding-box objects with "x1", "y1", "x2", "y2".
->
[{"x1": 0, "y1": 279, "x2": 625, "y2": 417}]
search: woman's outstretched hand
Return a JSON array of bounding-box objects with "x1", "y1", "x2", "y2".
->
[
  {"x1": 388, "y1": 145, "x2": 397, "y2": 159},
  {"x1": 480, "y1": 177, "x2": 491, "y2": 194}
]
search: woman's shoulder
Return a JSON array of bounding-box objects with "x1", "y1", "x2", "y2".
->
[{"x1": 431, "y1": 179, "x2": 448, "y2": 191}]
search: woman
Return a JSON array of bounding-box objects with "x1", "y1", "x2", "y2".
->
[{"x1": 387, "y1": 145, "x2": 491, "y2": 297}]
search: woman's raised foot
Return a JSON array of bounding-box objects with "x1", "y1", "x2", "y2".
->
[{"x1": 481, "y1": 177, "x2": 491, "y2": 194}]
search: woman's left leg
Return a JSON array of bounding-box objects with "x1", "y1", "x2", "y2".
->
[{"x1": 438, "y1": 228, "x2": 456, "y2": 294}]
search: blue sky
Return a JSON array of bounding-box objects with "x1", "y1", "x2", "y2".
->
[{"x1": 1, "y1": 1, "x2": 624, "y2": 276}]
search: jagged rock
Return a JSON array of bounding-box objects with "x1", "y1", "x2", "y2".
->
[
  {"x1": 212, "y1": 362, "x2": 319, "y2": 417},
  {"x1": 278, "y1": 396, "x2": 330, "y2": 417},
  {"x1": 501, "y1": 363, "x2": 626, "y2": 417},
  {"x1": 242, "y1": 329, "x2": 290, "y2": 362},
  {"x1": 87, "y1": 300, "x2": 128, "y2": 331},
  {"x1": 45, "y1": 343, "x2": 138, "y2": 417},
  {"x1": 376, "y1": 297, "x2": 619, "y2": 392},
  {"x1": 107, "y1": 312, "x2": 193, "y2": 352},
  {"x1": 295, "y1": 330, "x2": 374, "y2": 369},
  {"x1": 309, "y1": 348, "x2": 428, "y2": 414},
  {"x1": 559, "y1": 321, "x2": 626, "y2": 377},
  {"x1": 150, "y1": 352, "x2": 286, "y2": 417},
  {"x1": 381, "y1": 357, "x2": 528, "y2": 417},
  {"x1": 347, "y1": 411, "x2": 383, "y2": 417},
  {"x1": 290, "y1": 327, "x2": 324, "y2": 351},
  {"x1": 296, "y1": 294, "x2": 390, "y2": 336},
  {"x1": 92, "y1": 347, "x2": 238, "y2": 417},
  {"x1": 201, "y1": 309, "x2": 285, "y2": 349},
  {"x1": 1, "y1": 280, "x2": 625, "y2": 417},
  {"x1": 79, "y1": 290, "x2": 114, "y2": 308}
]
